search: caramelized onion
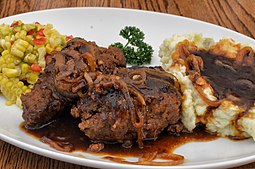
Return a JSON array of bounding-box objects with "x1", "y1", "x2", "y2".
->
[
  {"x1": 235, "y1": 47, "x2": 255, "y2": 65},
  {"x1": 138, "y1": 152, "x2": 184, "y2": 166},
  {"x1": 94, "y1": 76, "x2": 145, "y2": 148},
  {"x1": 132, "y1": 109, "x2": 144, "y2": 128},
  {"x1": 84, "y1": 72, "x2": 93, "y2": 91},
  {"x1": 64, "y1": 75, "x2": 83, "y2": 83},
  {"x1": 56, "y1": 72, "x2": 71, "y2": 81},
  {"x1": 186, "y1": 54, "x2": 204, "y2": 73},
  {"x1": 138, "y1": 151, "x2": 158, "y2": 163},
  {"x1": 54, "y1": 84, "x2": 77, "y2": 98},
  {"x1": 114, "y1": 80, "x2": 142, "y2": 129},
  {"x1": 104, "y1": 152, "x2": 184, "y2": 166},
  {"x1": 77, "y1": 91, "x2": 86, "y2": 98},
  {"x1": 40, "y1": 136, "x2": 74, "y2": 152},
  {"x1": 55, "y1": 59, "x2": 75, "y2": 81},
  {"x1": 82, "y1": 52, "x2": 96, "y2": 71},
  {"x1": 115, "y1": 80, "x2": 144, "y2": 131},
  {"x1": 55, "y1": 80, "x2": 72, "y2": 91},
  {"x1": 67, "y1": 38, "x2": 89, "y2": 47},
  {"x1": 145, "y1": 69, "x2": 179, "y2": 89},
  {"x1": 128, "y1": 86, "x2": 146, "y2": 106},
  {"x1": 128, "y1": 69, "x2": 147, "y2": 85},
  {"x1": 54, "y1": 53, "x2": 65, "y2": 70},
  {"x1": 71, "y1": 82, "x2": 84, "y2": 93},
  {"x1": 137, "y1": 128, "x2": 145, "y2": 149},
  {"x1": 194, "y1": 84, "x2": 223, "y2": 107}
]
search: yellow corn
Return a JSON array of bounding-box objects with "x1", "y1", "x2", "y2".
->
[
  {"x1": 0, "y1": 20, "x2": 70, "y2": 107},
  {"x1": 2, "y1": 68, "x2": 20, "y2": 78}
]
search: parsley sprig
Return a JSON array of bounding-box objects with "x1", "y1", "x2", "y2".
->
[{"x1": 112, "y1": 26, "x2": 153, "y2": 66}]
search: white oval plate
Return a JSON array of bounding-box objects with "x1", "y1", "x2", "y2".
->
[{"x1": 1, "y1": 7, "x2": 255, "y2": 169}]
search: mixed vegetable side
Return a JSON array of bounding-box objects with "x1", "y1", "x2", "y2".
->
[{"x1": 0, "y1": 20, "x2": 72, "y2": 107}]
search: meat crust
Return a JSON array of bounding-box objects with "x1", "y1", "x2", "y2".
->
[
  {"x1": 21, "y1": 38, "x2": 126, "y2": 129},
  {"x1": 71, "y1": 67, "x2": 182, "y2": 148}
]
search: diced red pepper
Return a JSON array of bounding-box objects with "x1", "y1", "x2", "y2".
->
[
  {"x1": 33, "y1": 37, "x2": 46, "y2": 45},
  {"x1": 10, "y1": 40, "x2": 14, "y2": 45},
  {"x1": 10, "y1": 21, "x2": 19, "y2": 27},
  {"x1": 36, "y1": 28, "x2": 45, "y2": 37},
  {"x1": 65, "y1": 35, "x2": 73, "y2": 41},
  {"x1": 27, "y1": 29, "x2": 34, "y2": 35},
  {"x1": 30, "y1": 64, "x2": 42, "y2": 72},
  {"x1": 35, "y1": 22, "x2": 40, "y2": 24}
]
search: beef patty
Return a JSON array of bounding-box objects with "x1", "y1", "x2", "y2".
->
[
  {"x1": 21, "y1": 38, "x2": 126, "y2": 129},
  {"x1": 71, "y1": 67, "x2": 182, "y2": 148}
]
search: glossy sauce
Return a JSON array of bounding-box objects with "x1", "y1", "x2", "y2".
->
[
  {"x1": 20, "y1": 113, "x2": 218, "y2": 165},
  {"x1": 194, "y1": 50, "x2": 255, "y2": 108}
]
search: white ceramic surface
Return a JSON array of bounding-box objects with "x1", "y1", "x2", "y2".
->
[{"x1": 0, "y1": 7, "x2": 255, "y2": 169}]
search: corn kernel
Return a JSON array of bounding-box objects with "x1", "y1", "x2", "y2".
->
[{"x1": 2, "y1": 68, "x2": 20, "y2": 78}]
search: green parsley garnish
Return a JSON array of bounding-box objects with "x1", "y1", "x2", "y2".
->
[{"x1": 112, "y1": 26, "x2": 153, "y2": 66}]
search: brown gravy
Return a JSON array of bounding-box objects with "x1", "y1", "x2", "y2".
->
[
  {"x1": 194, "y1": 50, "x2": 255, "y2": 108},
  {"x1": 20, "y1": 113, "x2": 218, "y2": 164}
]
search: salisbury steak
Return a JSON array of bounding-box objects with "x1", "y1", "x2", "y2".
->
[
  {"x1": 71, "y1": 67, "x2": 182, "y2": 148},
  {"x1": 21, "y1": 38, "x2": 126, "y2": 129},
  {"x1": 21, "y1": 61, "x2": 70, "y2": 129}
]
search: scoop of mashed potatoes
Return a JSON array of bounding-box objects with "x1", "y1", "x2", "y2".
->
[{"x1": 159, "y1": 33, "x2": 255, "y2": 140}]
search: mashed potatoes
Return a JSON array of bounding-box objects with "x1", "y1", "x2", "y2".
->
[{"x1": 159, "y1": 34, "x2": 255, "y2": 140}]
